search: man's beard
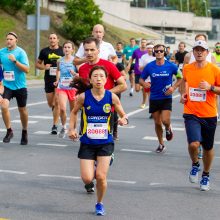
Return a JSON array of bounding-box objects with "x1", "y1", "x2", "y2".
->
[{"x1": 216, "y1": 51, "x2": 220, "y2": 55}]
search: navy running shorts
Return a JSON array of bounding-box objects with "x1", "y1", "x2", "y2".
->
[
  {"x1": 149, "y1": 98, "x2": 172, "y2": 113},
  {"x1": 78, "y1": 143, "x2": 114, "y2": 160},
  {"x1": 3, "y1": 86, "x2": 27, "y2": 107},
  {"x1": 183, "y1": 114, "x2": 217, "y2": 150},
  {"x1": 135, "y1": 74, "x2": 141, "y2": 84},
  {"x1": 45, "y1": 81, "x2": 56, "y2": 93}
]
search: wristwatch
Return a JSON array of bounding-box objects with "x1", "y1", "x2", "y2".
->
[
  {"x1": 210, "y1": 85, "x2": 215, "y2": 92},
  {"x1": 13, "y1": 60, "x2": 17, "y2": 64}
]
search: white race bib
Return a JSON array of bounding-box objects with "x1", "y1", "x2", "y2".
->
[
  {"x1": 49, "y1": 67, "x2": 57, "y2": 76},
  {"x1": 3, "y1": 71, "x2": 15, "y2": 81},
  {"x1": 189, "y1": 87, "x2": 206, "y2": 102},
  {"x1": 87, "y1": 123, "x2": 108, "y2": 139},
  {"x1": 60, "y1": 78, "x2": 72, "y2": 87}
]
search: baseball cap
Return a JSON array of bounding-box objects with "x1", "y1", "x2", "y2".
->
[{"x1": 193, "y1": 40, "x2": 208, "y2": 50}]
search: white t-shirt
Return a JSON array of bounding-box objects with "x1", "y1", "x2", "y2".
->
[
  {"x1": 189, "y1": 51, "x2": 212, "y2": 63},
  {"x1": 75, "y1": 41, "x2": 116, "y2": 60},
  {"x1": 139, "y1": 54, "x2": 156, "y2": 69}
]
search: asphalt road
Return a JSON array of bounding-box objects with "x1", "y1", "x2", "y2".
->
[{"x1": 0, "y1": 83, "x2": 220, "y2": 220}]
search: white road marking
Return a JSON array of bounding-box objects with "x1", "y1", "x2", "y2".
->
[
  {"x1": 214, "y1": 141, "x2": 220, "y2": 145},
  {"x1": 121, "y1": 149, "x2": 152, "y2": 153},
  {"x1": 118, "y1": 125, "x2": 136, "y2": 129},
  {"x1": 143, "y1": 136, "x2": 166, "y2": 141},
  {"x1": 34, "y1": 131, "x2": 51, "y2": 135},
  {"x1": 9, "y1": 101, "x2": 47, "y2": 110},
  {"x1": 11, "y1": 120, "x2": 38, "y2": 124},
  {"x1": 38, "y1": 174, "x2": 136, "y2": 184},
  {"x1": 0, "y1": 169, "x2": 27, "y2": 175},
  {"x1": 0, "y1": 140, "x2": 20, "y2": 144},
  {"x1": 149, "y1": 182, "x2": 166, "y2": 186},
  {"x1": 36, "y1": 143, "x2": 68, "y2": 147},
  {"x1": 25, "y1": 115, "x2": 53, "y2": 119},
  {"x1": 0, "y1": 129, "x2": 6, "y2": 132}
]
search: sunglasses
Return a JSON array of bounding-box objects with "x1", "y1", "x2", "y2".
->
[
  {"x1": 154, "y1": 50, "x2": 164, "y2": 53},
  {"x1": 216, "y1": 46, "x2": 220, "y2": 49}
]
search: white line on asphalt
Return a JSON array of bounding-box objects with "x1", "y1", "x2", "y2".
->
[
  {"x1": 0, "y1": 129, "x2": 6, "y2": 132},
  {"x1": 149, "y1": 182, "x2": 166, "y2": 186},
  {"x1": 26, "y1": 115, "x2": 53, "y2": 119},
  {"x1": 38, "y1": 174, "x2": 136, "y2": 184},
  {"x1": 143, "y1": 136, "x2": 166, "y2": 141},
  {"x1": 0, "y1": 169, "x2": 27, "y2": 175},
  {"x1": 9, "y1": 101, "x2": 47, "y2": 110},
  {"x1": 214, "y1": 141, "x2": 220, "y2": 145},
  {"x1": 34, "y1": 131, "x2": 51, "y2": 134},
  {"x1": 11, "y1": 120, "x2": 38, "y2": 124},
  {"x1": 118, "y1": 125, "x2": 136, "y2": 129},
  {"x1": 121, "y1": 149, "x2": 152, "y2": 153},
  {"x1": 36, "y1": 143, "x2": 68, "y2": 147},
  {"x1": 0, "y1": 140, "x2": 20, "y2": 144}
]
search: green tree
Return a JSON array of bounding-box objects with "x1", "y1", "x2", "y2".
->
[
  {"x1": 62, "y1": 0, "x2": 103, "y2": 45},
  {"x1": 167, "y1": 0, "x2": 210, "y2": 17}
]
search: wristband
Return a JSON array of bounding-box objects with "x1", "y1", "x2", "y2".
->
[{"x1": 210, "y1": 85, "x2": 215, "y2": 92}]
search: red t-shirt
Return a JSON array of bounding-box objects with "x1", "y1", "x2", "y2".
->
[{"x1": 78, "y1": 59, "x2": 121, "y2": 90}]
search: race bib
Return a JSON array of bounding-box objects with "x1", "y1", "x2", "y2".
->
[
  {"x1": 49, "y1": 67, "x2": 57, "y2": 76},
  {"x1": 189, "y1": 87, "x2": 206, "y2": 102},
  {"x1": 60, "y1": 77, "x2": 72, "y2": 87},
  {"x1": 3, "y1": 71, "x2": 15, "y2": 81},
  {"x1": 87, "y1": 123, "x2": 108, "y2": 139}
]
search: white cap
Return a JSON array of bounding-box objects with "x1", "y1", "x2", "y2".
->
[{"x1": 193, "y1": 40, "x2": 209, "y2": 50}]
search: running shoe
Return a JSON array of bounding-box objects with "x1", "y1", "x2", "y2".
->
[
  {"x1": 95, "y1": 203, "x2": 105, "y2": 216},
  {"x1": 140, "y1": 104, "x2": 146, "y2": 109},
  {"x1": 51, "y1": 125, "x2": 58, "y2": 135},
  {"x1": 198, "y1": 146, "x2": 203, "y2": 159},
  {"x1": 59, "y1": 127, "x2": 66, "y2": 138},
  {"x1": 200, "y1": 175, "x2": 210, "y2": 191},
  {"x1": 85, "y1": 182, "x2": 95, "y2": 193},
  {"x1": 110, "y1": 153, "x2": 114, "y2": 166},
  {"x1": 165, "y1": 126, "x2": 173, "y2": 141},
  {"x1": 3, "y1": 129, "x2": 14, "y2": 143},
  {"x1": 20, "y1": 130, "x2": 28, "y2": 145},
  {"x1": 155, "y1": 144, "x2": 166, "y2": 153},
  {"x1": 189, "y1": 165, "x2": 200, "y2": 183},
  {"x1": 129, "y1": 88, "x2": 133, "y2": 96}
]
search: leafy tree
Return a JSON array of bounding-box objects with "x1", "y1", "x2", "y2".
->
[
  {"x1": 167, "y1": 0, "x2": 210, "y2": 17},
  {"x1": 62, "y1": 0, "x2": 103, "y2": 45}
]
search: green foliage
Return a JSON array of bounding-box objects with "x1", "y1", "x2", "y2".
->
[
  {"x1": 62, "y1": 0, "x2": 103, "y2": 45},
  {"x1": 0, "y1": 0, "x2": 35, "y2": 15},
  {"x1": 167, "y1": 0, "x2": 211, "y2": 17}
]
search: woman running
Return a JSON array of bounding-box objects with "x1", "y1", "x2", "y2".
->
[
  {"x1": 54, "y1": 41, "x2": 78, "y2": 138},
  {"x1": 68, "y1": 65, "x2": 128, "y2": 216}
]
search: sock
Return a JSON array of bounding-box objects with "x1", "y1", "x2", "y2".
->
[
  {"x1": 7, "y1": 128, "x2": 12, "y2": 132},
  {"x1": 202, "y1": 171, "x2": 209, "y2": 177},
  {"x1": 22, "y1": 129, "x2": 27, "y2": 133},
  {"x1": 193, "y1": 161, "x2": 200, "y2": 167}
]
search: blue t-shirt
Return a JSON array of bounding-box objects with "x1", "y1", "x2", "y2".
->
[
  {"x1": 80, "y1": 89, "x2": 113, "y2": 145},
  {"x1": 57, "y1": 56, "x2": 77, "y2": 90},
  {"x1": 141, "y1": 60, "x2": 178, "y2": 100},
  {"x1": 0, "y1": 46, "x2": 29, "y2": 90}
]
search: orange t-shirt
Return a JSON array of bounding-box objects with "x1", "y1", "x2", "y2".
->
[{"x1": 183, "y1": 62, "x2": 220, "y2": 117}]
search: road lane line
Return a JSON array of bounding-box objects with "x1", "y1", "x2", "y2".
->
[
  {"x1": 34, "y1": 131, "x2": 51, "y2": 134},
  {"x1": 38, "y1": 174, "x2": 136, "y2": 184},
  {"x1": 9, "y1": 101, "x2": 47, "y2": 110},
  {"x1": 0, "y1": 169, "x2": 27, "y2": 175},
  {"x1": 143, "y1": 136, "x2": 166, "y2": 141},
  {"x1": 11, "y1": 120, "x2": 38, "y2": 124},
  {"x1": 36, "y1": 143, "x2": 68, "y2": 147},
  {"x1": 121, "y1": 149, "x2": 152, "y2": 153}
]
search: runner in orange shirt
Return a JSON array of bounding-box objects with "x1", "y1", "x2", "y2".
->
[{"x1": 180, "y1": 40, "x2": 220, "y2": 191}]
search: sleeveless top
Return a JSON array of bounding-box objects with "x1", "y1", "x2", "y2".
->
[
  {"x1": 80, "y1": 89, "x2": 113, "y2": 145},
  {"x1": 58, "y1": 56, "x2": 76, "y2": 90}
]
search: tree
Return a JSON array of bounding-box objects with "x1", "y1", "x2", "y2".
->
[
  {"x1": 62, "y1": 0, "x2": 103, "y2": 45},
  {"x1": 167, "y1": 0, "x2": 210, "y2": 17}
]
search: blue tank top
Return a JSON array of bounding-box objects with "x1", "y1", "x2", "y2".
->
[
  {"x1": 80, "y1": 89, "x2": 113, "y2": 145},
  {"x1": 58, "y1": 56, "x2": 76, "y2": 90}
]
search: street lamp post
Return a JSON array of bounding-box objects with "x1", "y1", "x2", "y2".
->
[{"x1": 203, "y1": 0, "x2": 208, "y2": 17}]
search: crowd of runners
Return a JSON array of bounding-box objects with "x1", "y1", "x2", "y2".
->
[{"x1": 0, "y1": 26, "x2": 220, "y2": 216}]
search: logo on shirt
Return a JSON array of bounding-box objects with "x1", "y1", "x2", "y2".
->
[
  {"x1": 48, "y1": 53, "x2": 62, "y2": 60},
  {"x1": 103, "y1": 104, "x2": 111, "y2": 113},
  {"x1": 87, "y1": 106, "x2": 91, "y2": 110},
  {"x1": 152, "y1": 71, "x2": 169, "y2": 77}
]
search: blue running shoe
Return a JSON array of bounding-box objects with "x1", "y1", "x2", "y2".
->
[
  {"x1": 189, "y1": 166, "x2": 200, "y2": 183},
  {"x1": 198, "y1": 146, "x2": 203, "y2": 159},
  {"x1": 95, "y1": 203, "x2": 105, "y2": 216},
  {"x1": 200, "y1": 176, "x2": 210, "y2": 191}
]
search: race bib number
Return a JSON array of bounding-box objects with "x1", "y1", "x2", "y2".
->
[
  {"x1": 49, "y1": 67, "x2": 57, "y2": 76},
  {"x1": 60, "y1": 78, "x2": 72, "y2": 87},
  {"x1": 3, "y1": 71, "x2": 15, "y2": 81},
  {"x1": 87, "y1": 123, "x2": 108, "y2": 139},
  {"x1": 189, "y1": 87, "x2": 206, "y2": 102}
]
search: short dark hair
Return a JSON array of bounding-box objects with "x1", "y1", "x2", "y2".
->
[
  {"x1": 195, "y1": 34, "x2": 207, "y2": 41},
  {"x1": 83, "y1": 37, "x2": 100, "y2": 49},
  {"x1": 89, "y1": 65, "x2": 108, "y2": 78},
  {"x1": 179, "y1": 42, "x2": 186, "y2": 47}
]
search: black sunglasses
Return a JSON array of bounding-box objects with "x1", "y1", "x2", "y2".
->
[{"x1": 154, "y1": 50, "x2": 164, "y2": 53}]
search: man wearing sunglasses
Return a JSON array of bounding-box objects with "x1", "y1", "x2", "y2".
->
[
  {"x1": 180, "y1": 40, "x2": 220, "y2": 191},
  {"x1": 139, "y1": 44, "x2": 182, "y2": 153}
]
